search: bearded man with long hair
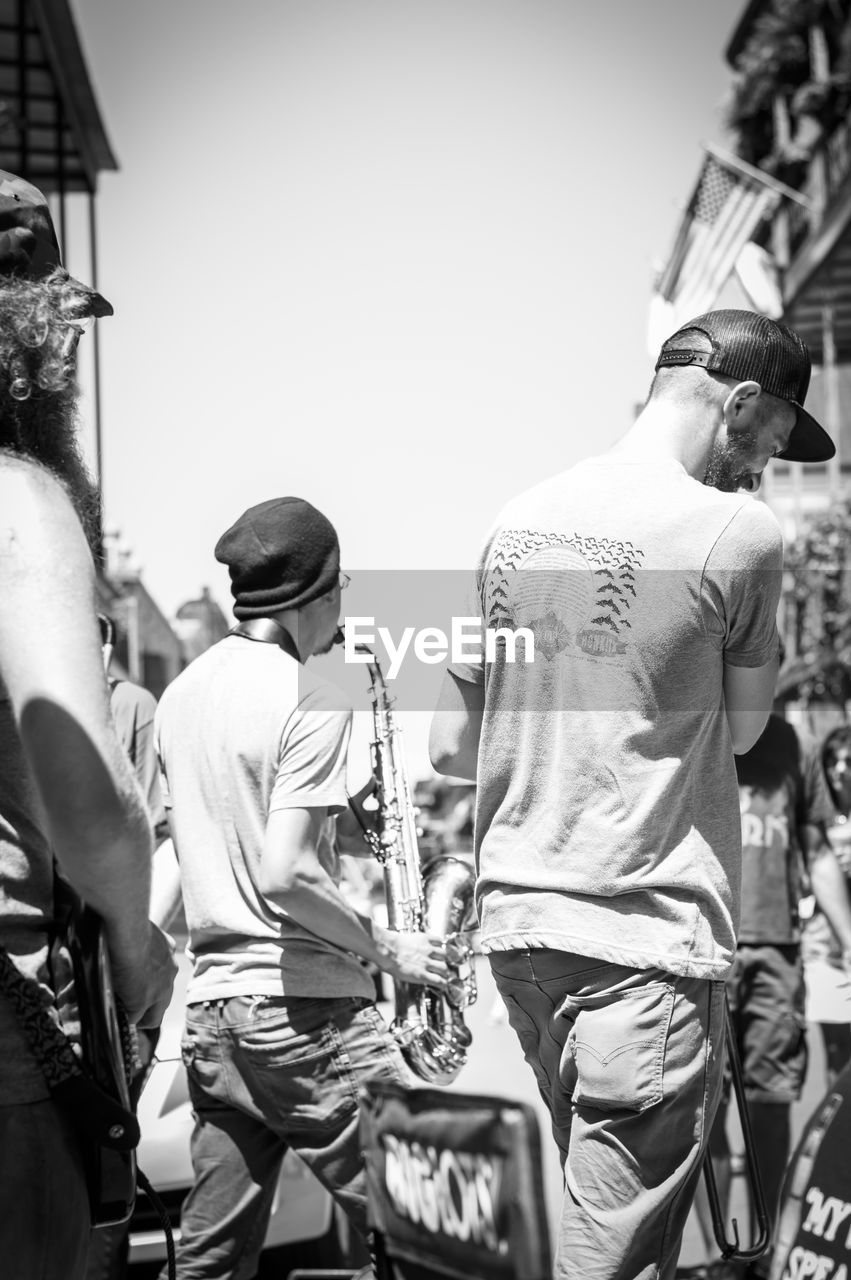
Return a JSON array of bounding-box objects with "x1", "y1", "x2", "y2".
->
[{"x1": 0, "y1": 171, "x2": 175, "y2": 1280}]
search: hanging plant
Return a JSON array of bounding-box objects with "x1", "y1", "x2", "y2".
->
[
  {"x1": 726, "y1": 0, "x2": 826, "y2": 131},
  {"x1": 791, "y1": 78, "x2": 834, "y2": 115},
  {"x1": 783, "y1": 498, "x2": 851, "y2": 705}
]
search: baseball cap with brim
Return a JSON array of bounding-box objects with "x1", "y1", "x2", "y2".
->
[
  {"x1": 655, "y1": 308, "x2": 834, "y2": 463},
  {"x1": 0, "y1": 170, "x2": 112, "y2": 317}
]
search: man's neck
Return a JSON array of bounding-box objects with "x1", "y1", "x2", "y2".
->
[{"x1": 608, "y1": 402, "x2": 715, "y2": 481}]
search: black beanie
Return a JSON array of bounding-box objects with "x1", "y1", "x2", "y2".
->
[{"x1": 214, "y1": 497, "x2": 340, "y2": 620}]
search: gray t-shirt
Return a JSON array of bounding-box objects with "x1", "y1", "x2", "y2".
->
[
  {"x1": 449, "y1": 457, "x2": 783, "y2": 980},
  {"x1": 155, "y1": 635, "x2": 375, "y2": 1002}
]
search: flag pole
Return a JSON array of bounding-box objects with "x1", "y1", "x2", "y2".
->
[{"x1": 702, "y1": 141, "x2": 814, "y2": 209}]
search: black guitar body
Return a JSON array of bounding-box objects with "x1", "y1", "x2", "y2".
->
[{"x1": 51, "y1": 885, "x2": 137, "y2": 1228}]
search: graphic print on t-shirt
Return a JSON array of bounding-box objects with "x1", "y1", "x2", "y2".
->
[{"x1": 484, "y1": 529, "x2": 645, "y2": 662}]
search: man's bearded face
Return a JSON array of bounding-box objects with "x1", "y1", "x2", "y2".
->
[{"x1": 703, "y1": 429, "x2": 760, "y2": 493}]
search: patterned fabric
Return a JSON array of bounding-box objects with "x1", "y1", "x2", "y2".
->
[
  {"x1": 0, "y1": 941, "x2": 81, "y2": 1085},
  {"x1": 0, "y1": 939, "x2": 139, "y2": 1151},
  {"x1": 0, "y1": 686, "x2": 56, "y2": 1104}
]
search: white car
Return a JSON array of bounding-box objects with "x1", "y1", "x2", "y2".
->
[{"x1": 128, "y1": 944, "x2": 362, "y2": 1274}]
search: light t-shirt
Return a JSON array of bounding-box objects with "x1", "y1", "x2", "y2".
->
[
  {"x1": 155, "y1": 635, "x2": 375, "y2": 1002},
  {"x1": 449, "y1": 457, "x2": 783, "y2": 980}
]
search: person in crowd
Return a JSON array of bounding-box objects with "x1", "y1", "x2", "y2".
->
[
  {"x1": 0, "y1": 169, "x2": 175, "y2": 1279},
  {"x1": 691, "y1": 708, "x2": 851, "y2": 1280},
  {"x1": 802, "y1": 723, "x2": 851, "y2": 1085},
  {"x1": 153, "y1": 496, "x2": 450, "y2": 1279},
  {"x1": 428, "y1": 310, "x2": 834, "y2": 1280},
  {"x1": 98, "y1": 613, "x2": 180, "y2": 932},
  {"x1": 86, "y1": 616, "x2": 180, "y2": 1280},
  {"x1": 99, "y1": 614, "x2": 169, "y2": 844}
]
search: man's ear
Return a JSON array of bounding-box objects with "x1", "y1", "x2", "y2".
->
[{"x1": 722, "y1": 380, "x2": 762, "y2": 432}]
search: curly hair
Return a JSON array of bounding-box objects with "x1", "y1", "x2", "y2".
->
[{"x1": 0, "y1": 268, "x2": 102, "y2": 552}]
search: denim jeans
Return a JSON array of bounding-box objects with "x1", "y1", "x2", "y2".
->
[
  {"x1": 164, "y1": 994, "x2": 408, "y2": 1280},
  {"x1": 489, "y1": 949, "x2": 726, "y2": 1280},
  {"x1": 0, "y1": 1098, "x2": 91, "y2": 1280}
]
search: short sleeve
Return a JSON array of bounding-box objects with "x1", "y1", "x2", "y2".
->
[
  {"x1": 270, "y1": 684, "x2": 353, "y2": 815},
  {"x1": 111, "y1": 681, "x2": 168, "y2": 842},
  {"x1": 154, "y1": 715, "x2": 172, "y2": 811},
  {"x1": 702, "y1": 500, "x2": 783, "y2": 668},
  {"x1": 134, "y1": 705, "x2": 169, "y2": 844},
  {"x1": 446, "y1": 568, "x2": 486, "y2": 686},
  {"x1": 446, "y1": 523, "x2": 504, "y2": 687}
]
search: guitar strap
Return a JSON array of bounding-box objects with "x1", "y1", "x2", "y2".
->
[
  {"x1": 0, "y1": 942, "x2": 139, "y2": 1149},
  {"x1": 0, "y1": 884, "x2": 140, "y2": 1151},
  {"x1": 0, "y1": 941, "x2": 82, "y2": 1086}
]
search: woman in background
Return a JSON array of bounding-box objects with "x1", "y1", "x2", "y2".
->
[{"x1": 802, "y1": 724, "x2": 851, "y2": 1084}]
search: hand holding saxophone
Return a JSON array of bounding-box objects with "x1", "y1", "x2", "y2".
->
[{"x1": 375, "y1": 926, "x2": 451, "y2": 990}]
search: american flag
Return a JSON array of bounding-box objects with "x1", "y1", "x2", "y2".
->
[
  {"x1": 653, "y1": 148, "x2": 780, "y2": 329},
  {"x1": 692, "y1": 154, "x2": 739, "y2": 223}
]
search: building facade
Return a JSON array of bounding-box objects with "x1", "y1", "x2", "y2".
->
[
  {"x1": 173, "y1": 587, "x2": 230, "y2": 666},
  {"x1": 653, "y1": 0, "x2": 851, "y2": 541},
  {"x1": 651, "y1": 0, "x2": 851, "y2": 712}
]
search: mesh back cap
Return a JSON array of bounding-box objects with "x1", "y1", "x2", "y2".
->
[{"x1": 655, "y1": 309, "x2": 834, "y2": 463}]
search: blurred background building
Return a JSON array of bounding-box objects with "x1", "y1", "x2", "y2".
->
[{"x1": 172, "y1": 587, "x2": 230, "y2": 667}]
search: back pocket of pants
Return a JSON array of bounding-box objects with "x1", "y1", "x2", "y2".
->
[{"x1": 566, "y1": 981, "x2": 674, "y2": 1113}]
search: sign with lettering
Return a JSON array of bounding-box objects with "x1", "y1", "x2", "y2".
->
[
  {"x1": 359, "y1": 1083, "x2": 552, "y2": 1280},
  {"x1": 770, "y1": 1063, "x2": 851, "y2": 1280}
]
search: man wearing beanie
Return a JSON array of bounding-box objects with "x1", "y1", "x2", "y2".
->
[{"x1": 154, "y1": 496, "x2": 449, "y2": 1279}]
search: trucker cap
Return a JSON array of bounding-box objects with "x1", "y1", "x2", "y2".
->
[{"x1": 655, "y1": 309, "x2": 834, "y2": 462}]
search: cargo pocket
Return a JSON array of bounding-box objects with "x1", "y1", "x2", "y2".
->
[{"x1": 565, "y1": 981, "x2": 674, "y2": 1113}]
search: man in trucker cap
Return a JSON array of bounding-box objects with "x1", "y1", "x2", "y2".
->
[{"x1": 428, "y1": 310, "x2": 829, "y2": 1280}]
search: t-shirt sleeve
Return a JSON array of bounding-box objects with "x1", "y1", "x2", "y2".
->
[
  {"x1": 446, "y1": 569, "x2": 486, "y2": 686},
  {"x1": 153, "y1": 709, "x2": 172, "y2": 811},
  {"x1": 113, "y1": 681, "x2": 169, "y2": 843},
  {"x1": 702, "y1": 499, "x2": 783, "y2": 668},
  {"x1": 270, "y1": 684, "x2": 353, "y2": 815},
  {"x1": 446, "y1": 522, "x2": 504, "y2": 687},
  {"x1": 133, "y1": 698, "x2": 169, "y2": 844}
]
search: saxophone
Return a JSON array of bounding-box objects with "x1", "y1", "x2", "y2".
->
[{"x1": 356, "y1": 644, "x2": 477, "y2": 1084}]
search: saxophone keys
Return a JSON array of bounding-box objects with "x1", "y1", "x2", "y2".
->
[
  {"x1": 445, "y1": 977, "x2": 469, "y2": 1009},
  {"x1": 442, "y1": 935, "x2": 469, "y2": 966}
]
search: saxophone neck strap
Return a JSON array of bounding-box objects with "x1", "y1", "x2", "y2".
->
[{"x1": 229, "y1": 618, "x2": 301, "y2": 663}]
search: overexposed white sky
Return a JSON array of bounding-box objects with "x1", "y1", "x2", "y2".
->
[{"x1": 68, "y1": 0, "x2": 745, "y2": 777}]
